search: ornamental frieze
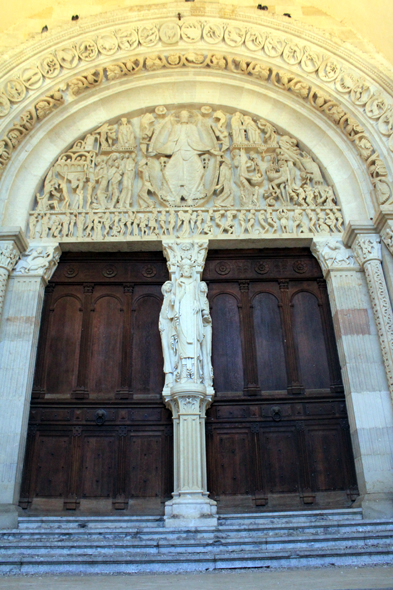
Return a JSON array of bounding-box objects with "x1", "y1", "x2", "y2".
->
[
  {"x1": 1, "y1": 52, "x2": 391, "y2": 211},
  {"x1": 1, "y1": 16, "x2": 393, "y2": 159},
  {"x1": 29, "y1": 106, "x2": 343, "y2": 241}
]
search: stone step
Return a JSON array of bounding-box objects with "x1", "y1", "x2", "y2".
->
[
  {"x1": 17, "y1": 508, "x2": 363, "y2": 531},
  {"x1": 0, "y1": 545, "x2": 392, "y2": 575},
  {"x1": 0, "y1": 529, "x2": 392, "y2": 554}
]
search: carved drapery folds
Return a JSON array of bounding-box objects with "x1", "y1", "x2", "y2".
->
[
  {"x1": 160, "y1": 239, "x2": 217, "y2": 525},
  {"x1": 160, "y1": 239, "x2": 213, "y2": 397},
  {"x1": 351, "y1": 234, "x2": 393, "y2": 400},
  {"x1": 28, "y1": 106, "x2": 344, "y2": 241}
]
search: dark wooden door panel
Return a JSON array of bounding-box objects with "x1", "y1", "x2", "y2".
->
[
  {"x1": 128, "y1": 435, "x2": 163, "y2": 497},
  {"x1": 210, "y1": 292, "x2": 244, "y2": 393},
  {"x1": 81, "y1": 435, "x2": 117, "y2": 498},
  {"x1": 306, "y1": 426, "x2": 346, "y2": 491},
  {"x1": 21, "y1": 248, "x2": 357, "y2": 514},
  {"x1": 263, "y1": 429, "x2": 300, "y2": 493},
  {"x1": 131, "y1": 294, "x2": 164, "y2": 396},
  {"x1": 34, "y1": 435, "x2": 70, "y2": 497},
  {"x1": 252, "y1": 292, "x2": 287, "y2": 391},
  {"x1": 46, "y1": 296, "x2": 83, "y2": 394},
  {"x1": 89, "y1": 295, "x2": 124, "y2": 396},
  {"x1": 214, "y1": 430, "x2": 252, "y2": 495},
  {"x1": 291, "y1": 291, "x2": 331, "y2": 390}
]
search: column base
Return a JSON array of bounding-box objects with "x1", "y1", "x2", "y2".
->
[
  {"x1": 353, "y1": 493, "x2": 393, "y2": 519},
  {"x1": 0, "y1": 504, "x2": 19, "y2": 529},
  {"x1": 164, "y1": 495, "x2": 218, "y2": 528}
]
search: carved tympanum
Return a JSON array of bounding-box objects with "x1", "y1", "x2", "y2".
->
[{"x1": 29, "y1": 106, "x2": 343, "y2": 240}]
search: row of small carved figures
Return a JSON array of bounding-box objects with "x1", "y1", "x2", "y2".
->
[{"x1": 28, "y1": 207, "x2": 344, "y2": 239}]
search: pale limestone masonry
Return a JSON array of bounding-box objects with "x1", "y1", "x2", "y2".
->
[
  {"x1": 312, "y1": 237, "x2": 393, "y2": 519},
  {"x1": 0, "y1": 243, "x2": 60, "y2": 529}
]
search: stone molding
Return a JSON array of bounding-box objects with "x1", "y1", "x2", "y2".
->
[
  {"x1": 1, "y1": 50, "x2": 392, "y2": 213},
  {"x1": 13, "y1": 243, "x2": 61, "y2": 283}
]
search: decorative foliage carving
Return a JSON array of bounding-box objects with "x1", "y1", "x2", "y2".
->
[
  {"x1": 14, "y1": 244, "x2": 61, "y2": 282},
  {"x1": 0, "y1": 36, "x2": 391, "y2": 205},
  {"x1": 0, "y1": 90, "x2": 64, "y2": 177},
  {"x1": 28, "y1": 106, "x2": 344, "y2": 241},
  {"x1": 351, "y1": 234, "x2": 393, "y2": 399},
  {"x1": 160, "y1": 240, "x2": 213, "y2": 394},
  {"x1": 0, "y1": 241, "x2": 20, "y2": 273}
]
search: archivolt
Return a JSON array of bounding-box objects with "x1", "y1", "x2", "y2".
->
[{"x1": 1, "y1": 50, "x2": 392, "y2": 212}]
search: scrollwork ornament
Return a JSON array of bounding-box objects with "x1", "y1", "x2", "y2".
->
[
  {"x1": 0, "y1": 93, "x2": 10, "y2": 117},
  {"x1": 362, "y1": 256, "x2": 393, "y2": 397}
]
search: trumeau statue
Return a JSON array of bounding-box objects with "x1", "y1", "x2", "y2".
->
[
  {"x1": 160, "y1": 240, "x2": 213, "y2": 395},
  {"x1": 30, "y1": 106, "x2": 344, "y2": 240}
]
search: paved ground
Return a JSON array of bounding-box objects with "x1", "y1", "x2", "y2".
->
[{"x1": 0, "y1": 566, "x2": 392, "y2": 590}]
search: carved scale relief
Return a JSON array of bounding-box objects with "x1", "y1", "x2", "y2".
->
[{"x1": 29, "y1": 107, "x2": 343, "y2": 241}]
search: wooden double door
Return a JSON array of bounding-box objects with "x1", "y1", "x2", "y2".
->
[{"x1": 20, "y1": 249, "x2": 358, "y2": 514}]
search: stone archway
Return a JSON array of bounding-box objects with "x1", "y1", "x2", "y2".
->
[{"x1": 0, "y1": 7, "x2": 393, "y2": 527}]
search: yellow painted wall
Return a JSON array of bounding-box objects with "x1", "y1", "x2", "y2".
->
[{"x1": 0, "y1": 0, "x2": 392, "y2": 66}]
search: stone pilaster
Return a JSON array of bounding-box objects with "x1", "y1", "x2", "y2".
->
[
  {"x1": 0, "y1": 243, "x2": 60, "y2": 528},
  {"x1": 312, "y1": 236, "x2": 393, "y2": 519},
  {"x1": 345, "y1": 224, "x2": 393, "y2": 404},
  {"x1": 0, "y1": 228, "x2": 28, "y2": 322},
  {"x1": 160, "y1": 239, "x2": 217, "y2": 527}
]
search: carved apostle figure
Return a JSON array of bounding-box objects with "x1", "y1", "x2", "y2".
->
[
  {"x1": 199, "y1": 281, "x2": 213, "y2": 387},
  {"x1": 117, "y1": 118, "x2": 136, "y2": 150},
  {"x1": 159, "y1": 281, "x2": 177, "y2": 389},
  {"x1": 173, "y1": 262, "x2": 205, "y2": 382}
]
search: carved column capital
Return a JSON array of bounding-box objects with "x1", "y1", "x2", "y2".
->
[
  {"x1": 13, "y1": 243, "x2": 61, "y2": 283},
  {"x1": 162, "y1": 239, "x2": 209, "y2": 278},
  {"x1": 352, "y1": 235, "x2": 382, "y2": 267},
  {"x1": 0, "y1": 242, "x2": 21, "y2": 273},
  {"x1": 311, "y1": 237, "x2": 358, "y2": 277}
]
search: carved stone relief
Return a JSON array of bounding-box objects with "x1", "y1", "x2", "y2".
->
[
  {"x1": 1, "y1": 16, "x2": 393, "y2": 164},
  {"x1": 1, "y1": 52, "x2": 391, "y2": 211},
  {"x1": 29, "y1": 106, "x2": 344, "y2": 241}
]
